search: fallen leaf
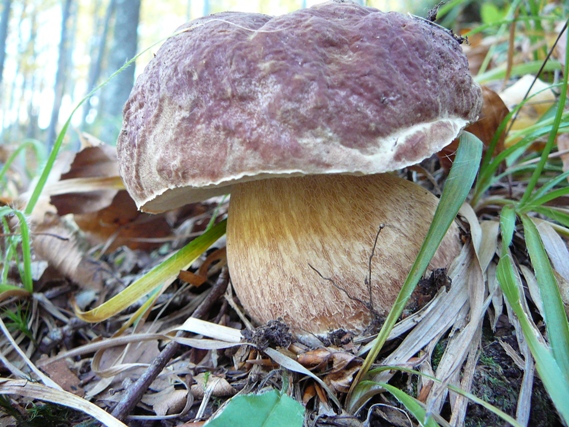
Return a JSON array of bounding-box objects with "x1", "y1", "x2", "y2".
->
[
  {"x1": 33, "y1": 213, "x2": 106, "y2": 290},
  {"x1": 438, "y1": 86, "x2": 509, "y2": 169},
  {"x1": 499, "y1": 74, "x2": 556, "y2": 148},
  {"x1": 558, "y1": 134, "x2": 569, "y2": 179},
  {"x1": 39, "y1": 357, "x2": 84, "y2": 397},
  {"x1": 141, "y1": 386, "x2": 188, "y2": 416},
  {"x1": 191, "y1": 373, "x2": 236, "y2": 398},
  {"x1": 73, "y1": 190, "x2": 172, "y2": 252}
]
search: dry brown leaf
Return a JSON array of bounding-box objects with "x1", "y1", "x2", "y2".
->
[
  {"x1": 190, "y1": 373, "x2": 236, "y2": 398},
  {"x1": 554, "y1": 21, "x2": 567, "y2": 67},
  {"x1": 302, "y1": 382, "x2": 317, "y2": 405},
  {"x1": 73, "y1": 190, "x2": 173, "y2": 252},
  {"x1": 462, "y1": 31, "x2": 492, "y2": 76},
  {"x1": 33, "y1": 213, "x2": 106, "y2": 289},
  {"x1": 324, "y1": 364, "x2": 360, "y2": 393},
  {"x1": 141, "y1": 386, "x2": 188, "y2": 416},
  {"x1": 438, "y1": 86, "x2": 509, "y2": 170},
  {"x1": 39, "y1": 357, "x2": 84, "y2": 397},
  {"x1": 499, "y1": 75, "x2": 556, "y2": 148},
  {"x1": 85, "y1": 337, "x2": 161, "y2": 398},
  {"x1": 297, "y1": 348, "x2": 360, "y2": 374},
  {"x1": 558, "y1": 134, "x2": 569, "y2": 178},
  {"x1": 38, "y1": 140, "x2": 179, "y2": 253},
  {"x1": 48, "y1": 141, "x2": 122, "y2": 215}
]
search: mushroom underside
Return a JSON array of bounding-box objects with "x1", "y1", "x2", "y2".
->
[{"x1": 226, "y1": 173, "x2": 462, "y2": 336}]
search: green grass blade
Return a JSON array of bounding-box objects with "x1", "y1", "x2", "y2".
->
[
  {"x1": 519, "y1": 23, "x2": 569, "y2": 207},
  {"x1": 346, "y1": 132, "x2": 483, "y2": 412},
  {"x1": 0, "y1": 139, "x2": 46, "y2": 192},
  {"x1": 499, "y1": 205, "x2": 517, "y2": 252},
  {"x1": 12, "y1": 211, "x2": 33, "y2": 293},
  {"x1": 522, "y1": 187, "x2": 569, "y2": 211},
  {"x1": 77, "y1": 219, "x2": 226, "y2": 322},
  {"x1": 0, "y1": 284, "x2": 29, "y2": 293},
  {"x1": 0, "y1": 207, "x2": 33, "y2": 293},
  {"x1": 496, "y1": 254, "x2": 569, "y2": 423},
  {"x1": 363, "y1": 366, "x2": 522, "y2": 427},
  {"x1": 475, "y1": 60, "x2": 563, "y2": 84},
  {"x1": 532, "y1": 206, "x2": 569, "y2": 228},
  {"x1": 521, "y1": 215, "x2": 569, "y2": 380},
  {"x1": 378, "y1": 382, "x2": 440, "y2": 427},
  {"x1": 525, "y1": 170, "x2": 569, "y2": 203}
]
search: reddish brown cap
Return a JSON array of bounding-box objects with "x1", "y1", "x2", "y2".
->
[{"x1": 118, "y1": 1, "x2": 482, "y2": 213}]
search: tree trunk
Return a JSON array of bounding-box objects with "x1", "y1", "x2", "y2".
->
[
  {"x1": 81, "y1": 0, "x2": 116, "y2": 127},
  {"x1": 46, "y1": 0, "x2": 74, "y2": 150},
  {"x1": 98, "y1": 0, "x2": 141, "y2": 144},
  {"x1": 0, "y1": 0, "x2": 12, "y2": 86}
]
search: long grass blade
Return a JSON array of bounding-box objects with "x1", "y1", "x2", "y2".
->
[
  {"x1": 379, "y1": 382, "x2": 440, "y2": 427},
  {"x1": 362, "y1": 365, "x2": 523, "y2": 427},
  {"x1": 346, "y1": 132, "x2": 483, "y2": 412},
  {"x1": 518, "y1": 20, "x2": 569, "y2": 207},
  {"x1": 496, "y1": 253, "x2": 569, "y2": 423},
  {"x1": 521, "y1": 215, "x2": 569, "y2": 380},
  {"x1": 77, "y1": 219, "x2": 226, "y2": 322}
]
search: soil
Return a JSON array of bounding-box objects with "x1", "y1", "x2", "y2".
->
[{"x1": 463, "y1": 321, "x2": 562, "y2": 427}]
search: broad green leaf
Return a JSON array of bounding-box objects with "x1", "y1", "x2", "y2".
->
[
  {"x1": 346, "y1": 132, "x2": 483, "y2": 413},
  {"x1": 77, "y1": 219, "x2": 226, "y2": 322},
  {"x1": 204, "y1": 390, "x2": 304, "y2": 427}
]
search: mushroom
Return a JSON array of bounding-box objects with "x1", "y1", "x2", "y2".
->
[{"x1": 117, "y1": 2, "x2": 482, "y2": 336}]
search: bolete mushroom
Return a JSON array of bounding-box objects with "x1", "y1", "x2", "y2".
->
[{"x1": 117, "y1": 2, "x2": 482, "y2": 336}]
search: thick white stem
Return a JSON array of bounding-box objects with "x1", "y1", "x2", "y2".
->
[{"x1": 226, "y1": 173, "x2": 461, "y2": 336}]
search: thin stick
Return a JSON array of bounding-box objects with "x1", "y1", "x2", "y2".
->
[{"x1": 111, "y1": 267, "x2": 230, "y2": 421}]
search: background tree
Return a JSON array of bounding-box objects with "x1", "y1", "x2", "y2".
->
[
  {"x1": 81, "y1": 0, "x2": 116, "y2": 129},
  {"x1": 0, "y1": 0, "x2": 12, "y2": 86},
  {"x1": 97, "y1": 0, "x2": 141, "y2": 145},
  {"x1": 46, "y1": 0, "x2": 76, "y2": 150}
]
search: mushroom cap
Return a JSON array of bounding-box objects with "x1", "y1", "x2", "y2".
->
[{"x1": 118, "y1": 1, "x2": 482, "y2": 213}]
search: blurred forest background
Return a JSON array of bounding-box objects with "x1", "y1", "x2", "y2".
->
[{"x1": 0, "y1": 0, "x2": 442, "y2": 153}]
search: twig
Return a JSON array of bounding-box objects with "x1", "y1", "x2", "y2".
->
[
  {"x1": 111, "y1": 267, "x2": 230, "y2": 421},
  {"x1": 366, "y1": 224, "x2": 385, "y2": 311}
]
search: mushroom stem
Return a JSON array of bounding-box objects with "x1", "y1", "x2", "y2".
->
[{"x1": 226, "y1": 173, "x2": 461, "y2": 336}]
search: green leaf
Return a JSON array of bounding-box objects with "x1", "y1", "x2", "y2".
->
[
  {"x1": 499, "y1": 205, "x2": 517, "y2": 252},
  {"x1": 521, "y1": 215, "x2": 569, "y2": 381},
  {"x1": 480, "y1": 3, "x2": 506, "y2": 25},
  {"x1": 77, "y1": 219, "x2": 227, "y2": 322},
  {"x1": 379, "y1": 383, "x2": 440, "y2": 427},
  {"x1": 364, "y1": 366, "x2": 522, "y2": 427},
  {"x1": 518, "y1": 24, "x2": 569, "y2": 208},
  {"x1": 532, "y1": 206, "x2": 569, "y2": 228},
  {"x1": 346, "y1": 132, "x2": 483, "y2": 413},
  {"x1": 496, "y1": 254, "x2": 569, "y2": 423},
  {"x1": 204, "y1": 390, "x2": 304, "y2": 427}
]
